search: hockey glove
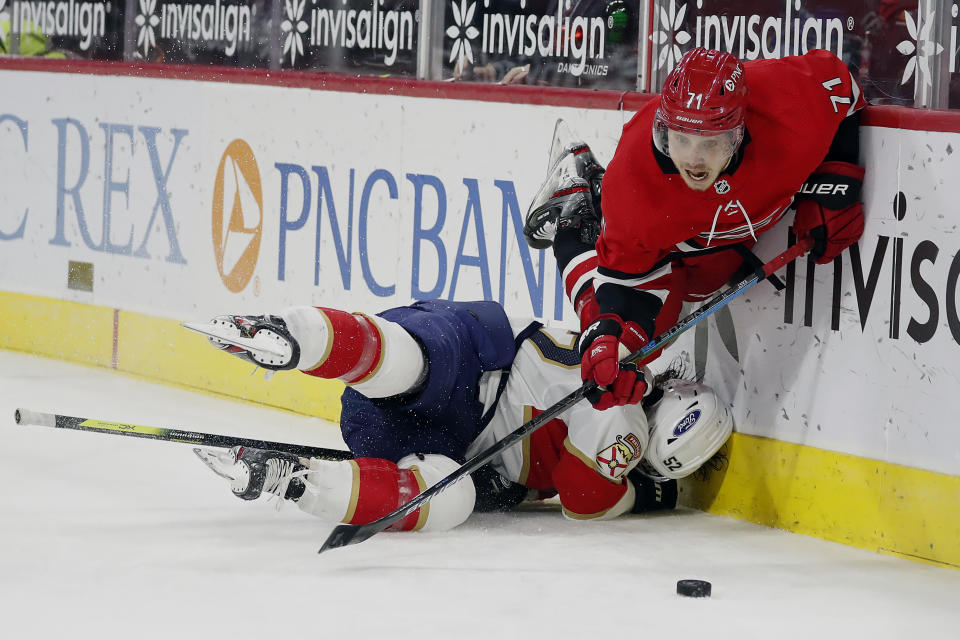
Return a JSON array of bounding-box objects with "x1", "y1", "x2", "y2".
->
[
  {"x1": 794, "y1": 161, "x2": 865, "y2": 264},
  {"x1": 577, "y1": 315, "x2": 649, "y2": 411},
  {"x1": 471, "y1": 464, "x2": 531, "y2": 512},
  {"x1": 627, "y1": 470, "x2": 678, "y2": 513}
]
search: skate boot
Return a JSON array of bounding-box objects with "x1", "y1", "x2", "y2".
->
[
  {"x1": 187, "y1": 314, "x2": 301, "y2": 371},
  {"x1": 566, "y1": 142, "x2": 605, "y2": 204},
  {"x1": 524, "y1": 174, "x2": 600, "y2": 249},
  {"x1": 195, "y1": 446, "x2": 308, "y2": 501},
  {"x1": 524, "y1": 120, "x2": 606, "y2": 249},
  {"x1": 543, "y1": 120, "x2": 606, "y2": 203},
  {"x1": 230, "y1": 447, "x2": 308, "y2": 501}
]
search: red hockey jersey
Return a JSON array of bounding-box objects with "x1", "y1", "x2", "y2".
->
[{"x1": 588, "y1": 50, "x2": 865, "y2": 332}]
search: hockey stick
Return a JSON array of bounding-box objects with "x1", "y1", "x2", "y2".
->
[
  {"x1": 12, "y1": 409, "x2": 354, "y2": 460},
  {"x1": 318, "y1": 238, "x2": 811, "y2": 553}
]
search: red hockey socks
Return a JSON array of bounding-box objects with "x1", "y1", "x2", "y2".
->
[
  {"x1": 280, "y1": 306, "x2": 425, "y2": 398},
  {"x1": 348, "y1": 458, "x2": 426, "y2": 531},
  {"x1": 295, "y1": 455, "x2": 475, "y2": 532}
]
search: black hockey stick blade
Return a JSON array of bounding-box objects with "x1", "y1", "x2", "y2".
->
[
  {"x1": 13, "y1": 409, "x2": 353, "y2": 460},
  {"x1": 318, "y1": 239, "x2": 811, "y2": 554}
]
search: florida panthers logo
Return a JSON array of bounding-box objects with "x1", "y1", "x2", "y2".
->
[{"x1": 595, "y1": 433, "x2": 644, "y2": 478}]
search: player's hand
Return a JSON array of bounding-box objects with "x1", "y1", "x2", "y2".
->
[
  {"x1": 577, "y1": 316, "x2": 649, "y2": 410},
  {"x1": 794, "y1": 161, "x2": 865, "y2": 264}
]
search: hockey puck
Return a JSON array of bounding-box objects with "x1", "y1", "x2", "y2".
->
[{"x1": 676, "y1": 579, "x2": 712, "y2": 598}]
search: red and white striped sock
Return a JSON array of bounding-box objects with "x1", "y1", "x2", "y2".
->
[
  {"x1": 350, "y1": 458, "x2": 426, "y2": 531},
  {"x1": 296, "y1": 455, "x2": 474, "y2": 532},
  {"x1": 294, "y1": 457, "x2": 424, "y2": 531},
  {"x1": 280, "y1": 306, "x2": 425, "y2": 398}
]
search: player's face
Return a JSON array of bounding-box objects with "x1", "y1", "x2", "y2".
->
[{"x1": 667, "y1": 129, "x2": 735, "y2": 191}]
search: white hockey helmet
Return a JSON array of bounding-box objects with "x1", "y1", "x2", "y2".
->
[{"x1": 639, "y1": 379, "x2": 733, "y2": 480}]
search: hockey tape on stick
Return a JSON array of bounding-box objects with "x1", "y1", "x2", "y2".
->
[
  {"x1": 12, "y1": 409, "x2": 353, "y2": 460},
  {"x1": 317, "y1": 238, "x2": 812, "y2": 554}
]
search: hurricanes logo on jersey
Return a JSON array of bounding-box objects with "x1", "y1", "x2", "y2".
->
[{"x1": 720, "y1": 199, "x2": 746, "y2": 216}]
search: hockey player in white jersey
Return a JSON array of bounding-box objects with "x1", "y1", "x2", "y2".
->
[{"x1": 193, "y1": 299, "x2": 732, "y2": 532}]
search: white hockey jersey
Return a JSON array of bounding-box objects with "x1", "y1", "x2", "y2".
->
[{"x1": 468, "y1": 325, "x2": 649, "y2": 520}]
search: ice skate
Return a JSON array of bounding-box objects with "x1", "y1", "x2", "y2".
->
[
  {"x1": 524, "y1": 172, "x2": 602, "y2": 249},
  {"x1": 195, "y1": 446, "x2": 307, "y2": 501},
  {"x1": 183, "y1": 314, "x2": 300, "y2": 370},
  {"x1": 524, "y1": 119, "x2": 605, "y2": 249},
  {"x1": 543, "y1": 119, "x2": 606, "y2": 203}
]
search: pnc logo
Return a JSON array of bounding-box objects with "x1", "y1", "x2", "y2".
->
[{"x1": 212, "y1": 139, "x2": 263, "y2": 293}]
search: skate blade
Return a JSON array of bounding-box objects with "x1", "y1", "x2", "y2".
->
[{"x1": 181, "y1": 322, "x2": 288, "y2": 357}]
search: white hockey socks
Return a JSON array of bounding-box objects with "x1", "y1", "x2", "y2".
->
[
  {"x1": 296, "y1": 454, "x2": 475, "y2": 532},
  {"x1": 280, "y1": 306, "x2": 425, "y2": 398}
]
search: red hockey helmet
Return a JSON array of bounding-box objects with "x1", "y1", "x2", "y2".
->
[{"x1": 653, "y1": 48, "x2": 748, "y2": 158}]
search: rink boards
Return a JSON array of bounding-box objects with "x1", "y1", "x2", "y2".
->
[{"x1": 0, "y1": 59, "x2": 958, "y2": 568}]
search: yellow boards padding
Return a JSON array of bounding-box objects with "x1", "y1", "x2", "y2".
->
[
  {"x1": 1, "y1": 290, "x2": 344, "y2": 422},
  {"x1": 681, "y1": 433, "x2": 960, "y2": 569},
  {"x1": 2, "y1": 291, "x2": 114, "y2": 366},
  {"x1": 117, "y1": 310, "x2": 345, "y2": 420}
]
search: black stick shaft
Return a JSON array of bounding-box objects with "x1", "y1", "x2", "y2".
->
[
  {"x1": 319, "y1": 382, "x2": 594, "y2": 552},
  {"x1": 318, "y1": 240, "x2": 810, "y2": 553},
  {"x1": 13, "y1": 409, "x2": 353, "y2": 460}
]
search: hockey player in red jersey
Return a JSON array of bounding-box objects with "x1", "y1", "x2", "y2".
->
[
  {"x1": 191, "y1": 300, "x2": 731, "y2": 531},
  {"x1": 525, "y1": 48, "x2": 867, "y2": 411}
]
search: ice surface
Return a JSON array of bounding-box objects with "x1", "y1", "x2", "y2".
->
[{"x1": 1, "y1": 350, "x2": 957, "y2": 639}]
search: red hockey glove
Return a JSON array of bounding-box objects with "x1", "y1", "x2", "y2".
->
[
  {"x1": 577, "y1": 315, "x2": 649, "y2": 411},
  {"x1": 794, "y1": 161, "x2": 865, "y2": 265}
]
